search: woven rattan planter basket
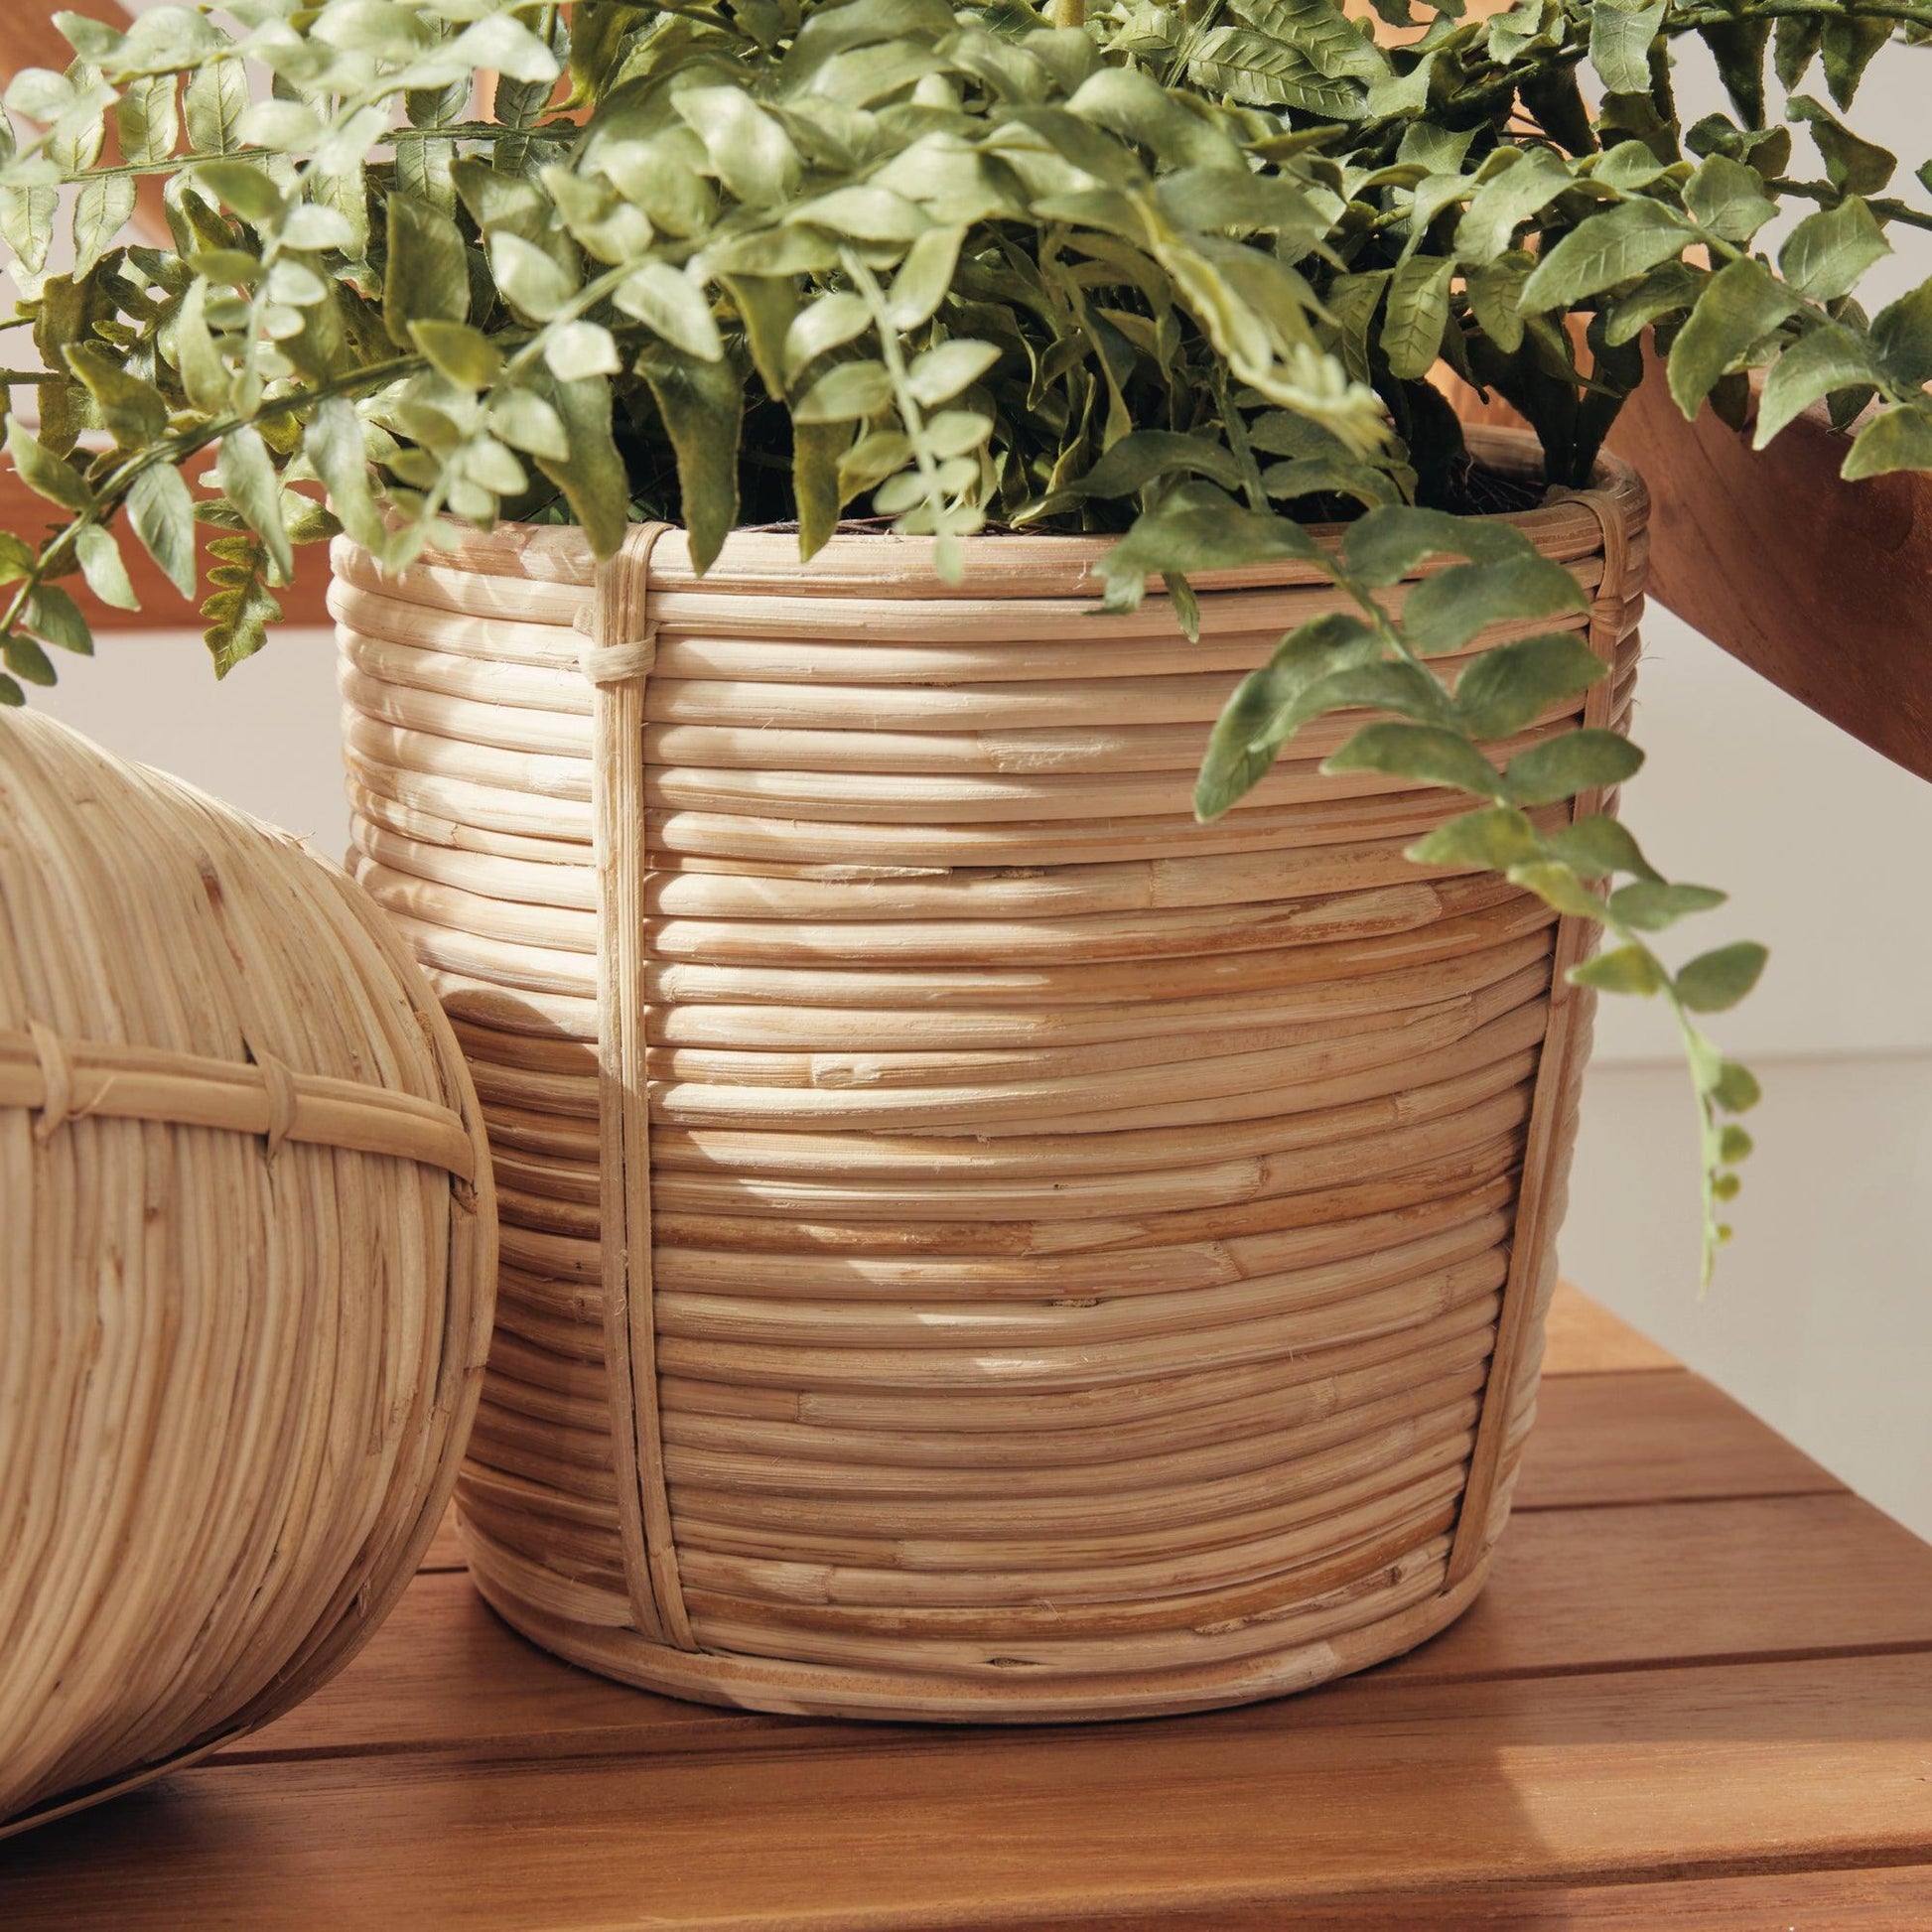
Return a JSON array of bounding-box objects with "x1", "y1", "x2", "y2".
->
[
  {"x1": 0, "y1": 711, "x2": 495, "y2": 1830},
  {"x1": 339, "y1": 425, "x2": 1647, "y2": 1722}
]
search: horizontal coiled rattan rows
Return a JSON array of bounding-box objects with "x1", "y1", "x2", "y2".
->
[{"x1": 340, "y1": 428, "x2": 1647, "y2": 1720}]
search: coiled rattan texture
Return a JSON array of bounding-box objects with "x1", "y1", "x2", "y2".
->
[
  {"x1": 341, "y1": 429, "x2": 1648, "y2": 1722},
  {"x1": 0, "y1": 711, "x2": 495, "y2": 1830}
]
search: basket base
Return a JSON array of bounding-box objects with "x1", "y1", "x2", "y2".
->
[{"x1": 464, "y1": 1545, "x2": 1495, "y2": 1725}]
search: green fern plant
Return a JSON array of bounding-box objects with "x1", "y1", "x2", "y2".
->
[{"x1": 7, "y1": 0, "x2": 1920, "y2": 1274}]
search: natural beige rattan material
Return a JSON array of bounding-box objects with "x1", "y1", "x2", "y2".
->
[
  {"x1": 0, "y1": 711, "x2": 496, "y2": 1832},
  {"x1": 340, "y1": 426, "x2": 1647, "y2": 1722}
]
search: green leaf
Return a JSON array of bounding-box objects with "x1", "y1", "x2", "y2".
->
[
  {"x1": 73, "y1": 523, "x2": 137, "y2": 612},
  {"x1": 1274, "y1": 659, "x2": 1448, "y2": 737},
  {"x1": 1098, "y1": 507, "x2": 1325, "y2": 616},
  {"x1": 1195, "y1": 611, "x2": 1381, "y2": 818},
  {"x1": 1546, "y1": 813, "x2": 1660, "y2": 881},
  {"x1": 617, "y1": 263, "x2": 726, "y2": 363},
  {"x1": 127, "y1": 463, "x2": 198, "y2": 600},
  {"x1": 0, "y1": 182, "x2": 59, "y2": 277},
  {"x1": 71, "y1": 175, "x2": 136, "y2": 278},
  {"x1": 1778, "y1": 196, "x2": 1890, "y2": 303},
  {"x1": 544, "y1": 320, "x2": 621, "y2": 382},
  {"x1": 906, "y1": 340, "x2": 1000, "y2": 409},
  {"x1": 1608, "y1": 879, "x2": 1727, "y2": 929},
  {"x1": 5, "y1": 631, "x2": 57, "y2": 687},
  {"x1": 1465, "y1": 251, "x2": 1534, "y2": 355},
  {"x1": 1324, "y1": 270, "x2": 1388, "y2": 383},
  {"x1": 201, "y1": 531, "x2": 279, "y2": 678},
  {"x1": 409, "y1": 320, "x2": 504, "y2": 389},
  {"x1": 175, "y1": 279, "x2": 231, "y2": 414},
  {"x1": 1404, "y1": 555, "x2": 1588, "y2": 658},
  {"x1": 0, "y1": 673, "x2": 23, "y2": 706},
  {"x1": 215, "y1": 426, "x2": 292, "y2": 585},
  {"x1": 886, "y1": 225, "x2": 965, "y2": 332},
  {"x1": 1600, "y1": 262, "x2": 1704, "y2": 347},
  {"x1": 1455, "y1": 629, "x2": 1606, "y2": 737},
  {"x1": 1505, "y1": 728, "x2": 1643, "y2": 805},
  {"x1": 1076, "y1": 431, "x2": 1247, "y2": 499},
  {"x1": 1775, "y1": 15, "x2": 1822, "y2": 90},
  {"x1": 794, "y1": 360, "x2": 896, "y2": 424},
  {"x1": 197, "y1": 159, "x2": 284, "y2": 224},
  {"x1": 793, "y1": 419, "x2": 846, "y2": 562},
  {"x1": 1322, "y1": 721, "x2": 1502, "y2": 797},
  {"x1": 1570, "y1": 942, "x2": 1665, "y2": 995},
  {"x1": 1684, "y1": 155, "x2": 1777, "y2": 244},
  {"x1": 448, "y1": 12, "x2": 562, "y2": 83},
  {"x1": 1590, "y1": 0, "x2": 1666, "y2": 98},
  {"x1": 1711, "y1": 1058, "x2": 1762, "y2": 1111},
  {"x1": 638, "y1": 345, "x2": 743, "y2": 575},
  {"x1": 1405, "y1": 804, "x2": 1545, "y2": 871},
  {"x1": 1186, "y1": 23, "x2": 1369, "y2": 118},
  {"x1": 1261, "y1": 458, "x2": 1401, "y2": 508},
  {"x1": 1506, "y1": 860, "x2": 1604, "y2": 919},
  {"x1": 1821, "y1": 16, "x2": 1890, "y2": 108},
  {"x1": 1381, "y1": 254, "x2": 1453, "y2": 381},
  {"x1": 532, "y1": 374, "x2": 629, "y2": 560},
  {"x1": 5, "y1": 422, "x2": 94, "y2": 510},
  {"x1": 1754, "y1": 325, "x2": 1879, "y2": 448},
  {"x1": 236, "y1": 98, "x2": 322, "y2": 153},
  {"x1": 1667, "y1": 258, "x2": 1798, "y2": 421},
  {"x1": 115, "y1": 71, "x2": 179, "y2": 167},
  {"x1": 66, "y1": 343, "x2": 169, "y2": 447},
  {"x1": 490, "y1": 232, "x2": 575, "y2": 323},
  {"x1": 1675, "y1": 939, "x2": 1769, "y2": 1013},
  {"x1": 1700, "y1": 17, "x2": 1772, "y2": 127},
  {"x1": 384, "y1": 193, "x2": 469, "y2": 346},
  {"x1": 1519, "y1": 199, "x2": 1691, "y2": 316},
  {"x1": 1455, "y1": 148, "x2": 1574, "y2": 264},
  {"x1": 183, "y1": 61, "x2": 248, "y2": 155},
  {"x1": 1870, "y1": 280, "x2": 1932, "y2": 388},
  {"x1": 1788, "y1": 95, "x2": 1895, "y2": 196},
  {"x1": 305, "y1": 397, "x2": 386, "y2": 552},
  {"x1": 24, "y1": 582, "x2": 90, "y2": 654},
  {"x1": 781, "y1": 293, "x2": 872, "y2": 384},
  {"x1": 1342, "y1": 504, "x2": 1535, "y2": 587},
  {"x1": 1841, "y1": 405, "x2": 1932, "y2": 482},
  {"x1": 674, "y1": 85, "x2": 800, "y2": 207}
]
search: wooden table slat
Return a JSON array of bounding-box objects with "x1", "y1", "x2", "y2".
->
[
  {"x1": 217, "y1": 1490, "x2": 1932, "y2": 1772},
  {"x1": 4, "y1": 1288, "x2": 1927, "y2": 1930},
  {"x1": 8, "y1": 1655, "x2": 1932, "y2": 1927}
]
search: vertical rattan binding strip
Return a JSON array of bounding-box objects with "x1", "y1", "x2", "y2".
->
[
  {"x1": 586, "y1": 521, "x2": 696, "y2": 1652},
  {"x1": 1444, "y1": 487, "x2": 1630, "y2": 1592}
]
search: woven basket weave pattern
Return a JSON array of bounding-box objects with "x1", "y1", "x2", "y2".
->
[
  {"x1": 340, "y1": 431, "x2": 1648, "y2": 1721},
  {"x1": 0, "y1": 711, "x2": 495, "y2": 1829}
]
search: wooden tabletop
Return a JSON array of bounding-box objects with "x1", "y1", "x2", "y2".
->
[{"x1": 4, "y1": 1288, "x2": 1930, "y2": 1927}]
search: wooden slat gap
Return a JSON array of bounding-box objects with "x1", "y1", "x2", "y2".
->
[{"x1": 1514, "y1": 1483, "x2": 1848, "y2": 1514}]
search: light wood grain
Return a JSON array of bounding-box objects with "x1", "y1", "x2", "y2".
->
[
  {"x1": 1542, "y1": 1282, "x2": 1677, "y2": 1373},
  {"x1": 1518, "y1": 1367, "x2": 1841, "y2": 1508},
  {"x1": 2, "y1": 1287, "x2": 1924, "y2": 1927},
  {"x1": 215, "y1": 1487, "x2": 1932, "y2": 1769},
  {"x1": 6, "y1": 1652, "x2": 1932, "y2": 1927}
]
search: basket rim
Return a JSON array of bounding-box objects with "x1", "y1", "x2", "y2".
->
[{"x1": 342, "y1": 425, "x2": 1647, "y2": 602}]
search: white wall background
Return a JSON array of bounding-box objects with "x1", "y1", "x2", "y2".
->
[
  {"x1": 1563, "y1": 617, "x2": 1932, "y2": 1540},
  {"x1": 1558, "y1": 50, "x2": 1932, "y2": 1541},
  {"x1": 13, "y1": 31, "x2": 1932, "y2": 1540}
]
